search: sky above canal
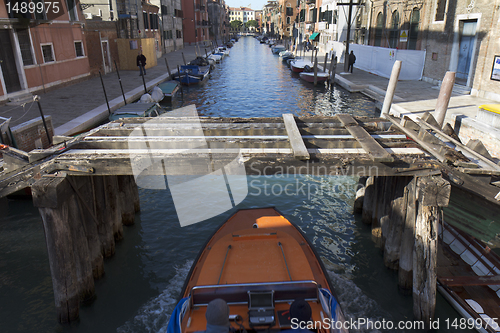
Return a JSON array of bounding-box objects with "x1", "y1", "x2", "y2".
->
[{"x1": 226, "y1": 0, "x2": 267, "y2": 11}]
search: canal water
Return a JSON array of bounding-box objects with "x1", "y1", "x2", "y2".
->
[{"x1": 0, "y1": 37, "x2": 468, "y2": 333}]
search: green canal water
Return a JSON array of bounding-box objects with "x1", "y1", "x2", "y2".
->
[{"x1": 0, "y1": 37, "x2": 469, "y2": 332}]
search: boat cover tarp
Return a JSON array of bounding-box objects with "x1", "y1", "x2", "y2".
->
[
  {"x1": 309, "y1": 32, "x2": 320, "y2": 41},
  {"x1": 167, "y1": 297, "x2": 190, "y2": 333}
]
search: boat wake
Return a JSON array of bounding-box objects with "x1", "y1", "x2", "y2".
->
[
  {"x1": 328, "y1": 272, "x2": 391, "y2": 333},
  {"x1": 117, "y1": 261, "x2": 193, "y2": 333}
]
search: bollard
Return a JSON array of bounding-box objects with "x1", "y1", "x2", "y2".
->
[
  {"x1": 434, "y1": 72, "x2": 456, "y2": 128},
  {"x1": 380, "y1": 60, "x2": 402, "y2": 118}
]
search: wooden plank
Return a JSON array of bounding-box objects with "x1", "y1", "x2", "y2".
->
[
  {"x1": 282, "y1": 114, "x2": 310, "y2": 160},
  {"x1": 337, "y1": 114, "x2": 394, "y2": 162},
  {"x1": 418, "y1": 118, "x2": 500, "y2": 172},
  {"x1": 438, "y1": 275, "x2": 500, "y2": 286}
]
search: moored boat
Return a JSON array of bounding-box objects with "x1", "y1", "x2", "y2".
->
[
  {"x1": 438, "y1": 222, "x2": 500, "y2": 333},
  {"x1": 109, "y1": 102, "x2": 160, "y2": 121},
  {"x1": 271, "y1": 45, "x2": 286, "y2": 54},
  {"x1": 173, "y1": 65, "x2": 210, "y2": 85},
  {"x1": 299, "y1": 71, "x2": 330, "y2": 84},
  {"x1": 167, "y1": 207, "x2": 348, "y2": 333},
  {"x1": 290, "y1": 59, "x2": 313, "y2": 73},
  {"x1": 157, "y1": 81, "x2": 179, "y2": 101}
]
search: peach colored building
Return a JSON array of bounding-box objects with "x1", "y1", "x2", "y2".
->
[{"x1": 0, "y1": 0, "x2": 90, "y2": 103}]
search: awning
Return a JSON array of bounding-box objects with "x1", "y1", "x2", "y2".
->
[{"x1": 309, "y1": 32, "x2": 320, "y2": 41}]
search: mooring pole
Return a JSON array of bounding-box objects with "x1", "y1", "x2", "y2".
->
[
  {"x1": 164, "y1": 58, "x2": 172, "y2": 79},
  {"x1": 140, "y1": 69, "x2": 147, "y2": 94},
  {"x1": 205, "y1": 48, "x2": 208, "y2": 58},
  {"x1": 114, "y1": 61, "x2": 126, "y2": 105},
  {"x1": 323, "y1": 53, "x2": 328, "y2": 72},
  {"x1": 177, "y1": 65, "x2": 184, "y2": 98},
  {"x1": 380, "y1": 60, "x2": 402, "y2": 117},
  {"x1": 98, "y1": 71, "x2": 111, "y2": 115},
  {"x1": 34, "y1": 95, "x2": 52, "y2": 145},
  {"x1": 182, "y1": 52, "x2": 187, "y2": 65},
  {"x1": 313, "y1": 52, "x2": 318, "y2": 86},
  {"x1": 434, "y1": 71, "x2": 456, "y2": 128}
]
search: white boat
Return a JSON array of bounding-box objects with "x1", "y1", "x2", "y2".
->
[
  {"x1": 438, "y1": 222, "x2": 500, "y2": 333},
  {"x1": 208, "y1": 54, "x2": 222, "y2": 63},
  {"x1": 290, "y1": 59, "x2": 314, "y2": 73}
]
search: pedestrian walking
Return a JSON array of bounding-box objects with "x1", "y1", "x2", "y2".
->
[
  {"x1": 348, "y1": 50, "x2": 356, "y2": 73},
  {"x1": 137, "y1": 52, "x2": 147, "y2": 76}
]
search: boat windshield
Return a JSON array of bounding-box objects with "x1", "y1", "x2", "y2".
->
[{"x1": 191, "y1": 280, "x2": 318, "y2": 306}]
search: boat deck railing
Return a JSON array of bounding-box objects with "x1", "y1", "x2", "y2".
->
[{"x1": 191, "y1": 280, "x2": 319, "y2": 306}]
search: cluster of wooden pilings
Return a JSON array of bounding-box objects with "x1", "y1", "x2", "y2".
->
[
  {"x1": 31, "y1": 174, "x2": 140, "y2": 323},
  {"x1": 355, "y1": 175, "x2": 451, "y2": 328}
]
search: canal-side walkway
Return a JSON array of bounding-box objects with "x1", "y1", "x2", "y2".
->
[
  {"x1": 0, "y1": 42, "x2": 498, "y2": 137},
  {"x1": 0, "y1": 45, "x2": 201, "y2": 135}
]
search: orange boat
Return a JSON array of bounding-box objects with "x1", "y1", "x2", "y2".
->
[{"x1": 167, "y1": 207, "x2": 348, "y2": 333}]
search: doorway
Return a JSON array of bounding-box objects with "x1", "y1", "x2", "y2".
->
[
  {"x1": 0, "y1": 30, "x2": 22, "y2": 94},
  {"x1": 456, "y1": 20, "x2": 477, "y2": 86},
  {"x1": 101, "y1": 40, "x2": 112, "y2": 74}
]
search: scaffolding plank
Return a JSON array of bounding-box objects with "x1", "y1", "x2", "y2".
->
[
  {"x1": 282, "y1": 114, "x2": 310, "y2": 160},
  {"x1": 337, "y1": 114, "x2": 394, "y2": 162}
]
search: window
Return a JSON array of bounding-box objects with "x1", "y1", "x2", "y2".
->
[
  {"x1": 150, "y1": 13, "x2": 154, "y2": 29},
  {"x1": 408, "y1": 8, "x2": 419, "y2": 50},
  {"x1": 286, "y1": 16, "x2": 290, "y2": 24},
  {"x1": 375, "y1": 12, "x2": 383, "y2": 46},
  {"x1": 161, "y1": 5, "x2": 168, "y2": 14},
  {"x1": 66, "y1": 0, "x2": 78, "y2": 21},
  {"x1": 41, "y1": 44, "x2": 54, "y2": 63},
  {"x1": 435, "y1": 0, "x2": 446, "y2": 22},
  {"x1": 143, "y1": 11, "x2": 149, "y2": 30},
  {"x1": 286, "y1": 6, "x2": 293, "y2": 16},
  {"x1": 74, "y1": 41, "x2": 84, "y2": 57},
  {"x1": 176, "y1": 30, "x2": 182, "y2": 38},
  {"x1": 17, "y1": 29, "x2": 34, "y2": 66},
  {"x1": 389, "y1": 10, "x2": 399, "y2": 48}
]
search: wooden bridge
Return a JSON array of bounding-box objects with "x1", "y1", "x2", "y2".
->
[{"x1": 1, "y1": 107, "x2": 500, "y2": 327}]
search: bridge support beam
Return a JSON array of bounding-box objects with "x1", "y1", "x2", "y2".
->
[
  {"x1": 355, "y1": 175, "x2": 450, "y2": 328},
  {"x1": 32, "y1": 174, "x2": 140, "y2": 323}
]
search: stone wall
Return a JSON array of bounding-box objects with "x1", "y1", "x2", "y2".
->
[{"x1": 10, "y1": 116, "x2": 54, "y2": 152}]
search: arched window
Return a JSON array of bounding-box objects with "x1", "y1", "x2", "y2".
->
[
  {"x1": 287, "y1": 16, "x2": 290, "y2": 24},
  {"x1": 375, "y1": 12, "x2": 383, "y2": 46},
  {"x1": 408, "y1": 8, "x2": 420, "y2": 50},
  {"x1": 389, "y1": 10, "x2": 399, "y2": 48}
]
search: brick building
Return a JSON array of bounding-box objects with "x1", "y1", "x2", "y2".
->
[
  {"x1": 182, "y1": 0, "x2": 210, "y2": 46},
  {"x1": 0, "y1": 0, "x2": 90, "y2": 103}
]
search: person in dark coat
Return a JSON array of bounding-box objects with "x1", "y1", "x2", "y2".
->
[
  {"x1": 137, "y1": 52, "x2": 147, "y2": 76},
  {"x1": 281, "y1": 299, "x2": 314, "y2": 333},
  {"x1": 348, "y1": 50, "x2": 356, "y2": 73}
]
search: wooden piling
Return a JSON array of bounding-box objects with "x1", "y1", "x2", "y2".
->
[
  {"x1": 383, "y1": 176, "x2": 411, "y2": 270},
  {"x1": 313, "y1": 53, "x2": 318, "y2": 86},
  {"x1": 398, "y1": 177, "x2": 416, "y2": 292},
  {"x1": 413, "y1": 176, "x2": 451, "y2": 326},
  {"x1": 380, "y1": 60, "x2": 402, "y2": 117},
  {"x1": 361, "y1": 176, "x2": 374, "y2": 223},
  {"x1": 32, "y1": 175, "x2": 96, "y2": 323},
  {"x1": 117, "y1": 175, "x2": 136, "y2": 225},
  {"x1": 164, "y1": 58, "x2": 172, "y2": 79},
  {"x1": 91, "y1": 176, "x2": 116, "y2": 257},
  {"x1": 323, "y1": 53, "x2": 328, "y2": 73},
  {"x1": 104, "y1": 176, "x2": 124, "y2": 241},
  {"x1": 434, "y1": 71, "x2": 456, "y2": 128},
  {"x1": 182, "y1": 52, "x2": 187, "y2": 66},
  {"x1": 68, "y1": 176, "x2": 104, "y2": 279}
]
